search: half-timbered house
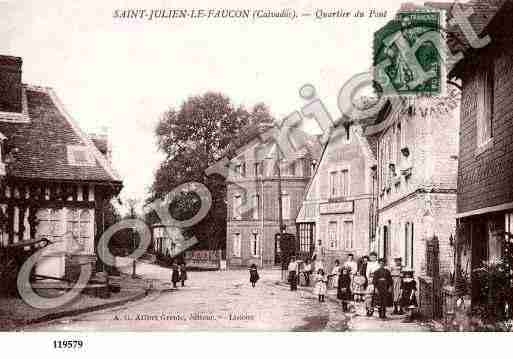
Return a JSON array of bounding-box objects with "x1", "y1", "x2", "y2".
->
[{"x1": 0, "y1": 54, "x2": 122, "y2": 280}]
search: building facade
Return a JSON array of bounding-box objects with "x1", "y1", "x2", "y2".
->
[
  {"x1": 365, "y1": 84, "x2": 461, "y2": 278},
  {"x1": 0, "y1": 55, "x2": 122, "y2": 280},
  {"x1": 216, "y1": 124, "x2": 316, "y2": 268},
  {"x1": 449, "y1": 0, "x2": 513, "y2": 305},
  {"x1": 296, "y1": 125, "x2": 376, "y2": 269},
  {"x1": 152, "y1": 224, "x2": 182, "y2": 258}
]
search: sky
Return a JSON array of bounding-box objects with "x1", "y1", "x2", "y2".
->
[{"x1": 1, "y1": 0, "x2": 427, "y2": 210}]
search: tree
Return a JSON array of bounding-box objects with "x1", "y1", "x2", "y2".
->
[{"x1": 149, "y1": 92, "x2": 274, "y2": 250}]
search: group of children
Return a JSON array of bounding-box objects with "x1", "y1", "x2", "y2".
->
[
  {"x1": 364, "y1": 261, "x2": 418, "y2": 318},
  {"x1": 311, "y1": 267, "x2": 352, "y2": 309},
  {"x1": 301, "y1": 255, "x2": 419, "y2": 318},
  {"x1": 246, "y1": 255, "x2": 418, "y2": 319}
]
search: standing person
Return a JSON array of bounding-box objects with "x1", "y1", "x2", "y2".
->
[
  {"x1": 249, "y1": 264, "x2": 259, "y2": 288},
  {"x1": 366, "y1": 252, "x2": 380, "y2": 282},
  {"x1": 365, "y1": 273, "x2": 376, "y2": 316},
  {"x1": 337, "y1": 267, "x2": 352, "y2": 312},
  {"x1": 391, "y1": 257, "x2": 403, "y2": 314},
  {"x1": 302, "y1": 259, "x2": 312, "y2": 287},
  {"x1": 353, "y1": 256, "x2": 369, "y2": 302},
  {"x1": 314, "y1": 269, "x2": 328, "y2": 302},
  {"x1": 330, "y1": 259, "x2": 341, "y2": 289},
  {"x1": 373, "y1": 258, "x2": 393, "y2": 319},
  {"x1": 358, "y1": 255, "x2": 369, "y2": 288},
  {"x1": 313, "y1": 254, "x2": 324, "y2": 273},
  {"x1": 288, "y1": 256, "x2": 298, "y2": 291},
  {"x1": 358, "y1": 256, "x2": 369, "y2": 276},
  {"x1": 400, "y1": 269, "x2": 418, "y2": 315},
  {"x1": 343, "y1": 253, "x2": 357, "y2": 297},
  {"x1": 171, "y1": 263, "x2": 180, "y2": 288},
  {"x1": 179, "y1": 263, "x2": 188, "y2": 287},
  {"x1": 344, "y1": 253, "x2": 358, "y2": 275}
]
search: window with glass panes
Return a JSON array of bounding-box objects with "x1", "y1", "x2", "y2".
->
[
  {"x1": 404, "y1": 222, "x2": 414, "y2": 268},
  {"x1": 343, "y1": 221, "x2": 353, "y2": 249},
  {"x1": 298, "y1": 223, "x2": 315, "y2": 255},
  {"x1": 233, "y1": 195, "x2": 242, "y2": 219},
  {"x1": 233, "y1": 233, "x2": 241, "y2": 257},
  {"x1": 282, "y1": 193, "x2": 290, "y2": 220},
  {"x1": 37, "y1": 208, "x2": 63, "y2": 246},
  {"x1": 477, "y1": 59, "x2": 494, "y2": 148},
  {"x1": 66, "y1": 208, "x2": 92, "y2": 252},
  {"x1": 340, "y1": 169, "x2": 349, "y2": 197},
  {"x1": 328, "y1": 221, "x2": 338, "y2": 249},
  {"x1": 252, "y1": 194, "x2": 259, "y2": 220},
  {"x1": 506, "y1": 212, "x2": 513, "y2": 236},
  {"x1": 330, "y1": 171, "x2": 337, "y2": 198}
]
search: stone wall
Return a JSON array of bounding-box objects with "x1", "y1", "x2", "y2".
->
[{"x1": 378, "y1": 192, "x2": 456, "y2": 278}]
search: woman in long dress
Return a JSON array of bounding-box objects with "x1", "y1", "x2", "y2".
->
[
  {"x1": 391, "y1": 257, "x2": 403, "y2": 314},
  {"x1": 337, "y1": 267, "x2": 352, "y2": 312},
  {"x1": 249, "y1": 264, "x2": 259, "y2": 288},
  {"x1": 171, "y1": 263, "x2": 180, "y2": 288},
  {"x1": 330, "y1": 260, "x2": 341, "y2": 289},
  {"x1": 179, "y1": 263, "x2": 188, "y2": 287},
  {"x1": 288, "y1": 257, "x2": 298, "y2": 291},
  {"x1": 400, "y1": 269, "x2": 418, "y2": 312}
]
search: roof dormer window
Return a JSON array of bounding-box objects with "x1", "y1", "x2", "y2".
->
[{"x1": 67, "y1": 145, "x2": 95, "y2": 166}]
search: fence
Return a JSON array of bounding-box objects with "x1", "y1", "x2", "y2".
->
[
  {"x1": 185, "y1": 249, "x2": 224, "y2": 270},
  {"x1": 419, "y1": 236, "x2": 443, "y2": 319}
]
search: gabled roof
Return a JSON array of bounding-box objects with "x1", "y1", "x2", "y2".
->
[
  {"x1": 221, "y1": 122, "x2": 274, "y2": 159},
  {"x1": 0, "y1": 85, "x2": 122, "y2": 185},
  {"x1": 296, "y1": 124, "x2": 376, "y2": 223},
  {"x1": 223, "y1": 121, "x2": 322, "y2": 162},
  {"x1": 403, "y1": 1, "x2": 505, "y2": 53},
  {"x1": 428, "y1": 0, "x2": 509, "y2": 75},
  {"x1": 301, "y1": 124, "x2": 376, "y2": 202}
]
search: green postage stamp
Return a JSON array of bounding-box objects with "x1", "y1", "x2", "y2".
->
[{"x1": 373, "y1": 10, "x2": 445, "y2": 96}]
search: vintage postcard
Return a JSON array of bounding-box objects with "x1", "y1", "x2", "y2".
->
[{"x1": 0, "y1": 0, "x2": 512, "y2": 339}]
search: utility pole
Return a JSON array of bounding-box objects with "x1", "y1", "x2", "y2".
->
[
  {"x1": 127, "y1": 198, "x2": 139, "y2": 278},
  {"x1": 276, "y1": 150, "x2": 286, "y2": 280}
]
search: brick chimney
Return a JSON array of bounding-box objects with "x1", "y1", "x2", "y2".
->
[
  {"x1": 89, "y1": 131, "x2": 112, "y2": 164},
  {"x1": 0, "y1": 55, "x2": 23, "y2": 113}
]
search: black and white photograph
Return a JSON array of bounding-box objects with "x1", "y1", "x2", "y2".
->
[{"x1": 0, "y1": 0, "x2": 512, "y2": 344}]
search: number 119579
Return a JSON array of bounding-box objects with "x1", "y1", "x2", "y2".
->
[{"x1": 53, "y1": 340, "x2": 84, "y2": 349}]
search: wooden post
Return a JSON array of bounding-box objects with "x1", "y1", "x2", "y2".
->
[
  {"x1": 7, "y1": 204, "x2": 14, "y2": 245},
  {"x1": 426, "y1": 236, "x2": 442, "y2": 319},
  {"x1": 94, "y1": 186, "x2": 104, "y2": 273},
  {"x1": 18, "y1": 205, "x2": 26, "y2": 242}
]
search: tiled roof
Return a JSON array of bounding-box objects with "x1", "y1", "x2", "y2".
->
[
  {"x1": 222, "y1": 122, "x2": 273, "y2": 159},
  {"x1": 223, "y1": 121, "x2": 323, "y2": 162},
  {"x1": 426, "y1": 0, "x2": 508, "y2": 65},
  {"x1": 0, "y1": 85, "x2": 122, "y2": 184}
]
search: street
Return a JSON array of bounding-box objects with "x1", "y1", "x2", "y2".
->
[{"x1": 24, "y1": 268, "x2": 350, "y2": 331}]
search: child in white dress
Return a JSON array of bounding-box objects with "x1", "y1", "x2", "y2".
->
[{"x1": 313, "y1": 269, "x2": 328, "y2": 302}]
